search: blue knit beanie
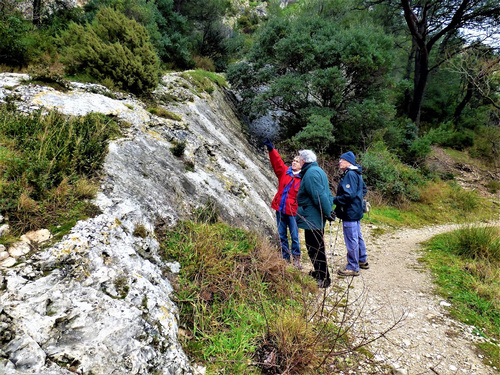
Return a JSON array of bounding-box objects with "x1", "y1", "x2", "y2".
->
[{"x1": 340, "y1": 151, "x2": 356, "y2": 165}]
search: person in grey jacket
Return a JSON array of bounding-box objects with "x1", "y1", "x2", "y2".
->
[
  {"x1": 296, "y1": 149, "x2": 334, "y2": 288},
  {"x1": 334, "y1": 151, "x2": 368, "y2": 277}
]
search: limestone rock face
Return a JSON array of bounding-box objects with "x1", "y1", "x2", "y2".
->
[{"x1": 0, "y1": 72, "x2": 277, "y2": 374}]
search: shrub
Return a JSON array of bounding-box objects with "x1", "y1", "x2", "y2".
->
[
  {"x1": 361, "y1": 142, "x2": 425, "y2": 202},
  {"x1": 193, "y1": 56, "x2": 215, "y2": 72},
  {"x1": 60, "y1": 7, "x2": 161, "y2": 95},
  {"x1": 469, "y1": 125, "x2": 500, "y2": 162},
  {"x1": 0, "y1": 13, "x2": 33, "y2": 66},
  {"x1": 27, "y1": 57, "x2": 69, "y2": 90},
  {"x1": 292, "y1": 113, "x2": 335, "y2": 153},
  {"x1": 171, "y1": 140, "x2": 186, "y2": 157}
]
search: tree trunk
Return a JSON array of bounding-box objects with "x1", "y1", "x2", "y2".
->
[
  {"x1": 400, "y1": 44, "x2": 416, "y2": 118},
  {"x1": 454, "y1": 83, "x2": 473, "y2": 123},
  {"x1": 409, "y1": 47, "x2": 429, "y2": 126},
  {"x1": 175, "y1": 0, "x2": 183, "y2": 12},
  {"x1": 400, "y1": 0, "x2": 430, "y2": 127},
  {"x1": 33, "y1": 0, "x2": 42, "y2": 26}
]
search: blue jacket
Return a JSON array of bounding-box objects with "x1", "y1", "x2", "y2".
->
[
  {"x1": 334, "y1": 165, "x2": 367, "y2": 221},
  {"x1": 296, "y1": 162, "x2": 334, "y2": 230}
]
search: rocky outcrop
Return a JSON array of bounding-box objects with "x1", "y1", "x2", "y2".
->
[{"x1": 0, "y1": 72, "x2": 277, "y2": 374}]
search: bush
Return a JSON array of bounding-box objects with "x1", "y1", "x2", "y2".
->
[
  {"x1": 27, "y1": 57, "x2": 69, "y2": 89},
  {"x1": 0, "y1": 13, "x2": 33, "y2": 66},
  {"x1": 469, "y1": 125, "x2": 500, "y2": 162},
  {"x1": 193, "y1": 56, "x2": 215, "y2": 72},
  {"x1": 171, "y1": 141, "x2": 186, "y2": 157},
  {"x1": 59, "y1": 7, "x2": 161, "y2": 95},
  {"x1": 361, "y1": 142, "x2": 425, "y2": 202}
]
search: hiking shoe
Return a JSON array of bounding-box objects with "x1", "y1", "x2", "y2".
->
[
  {"x1": 317, "y1": 278, "x2": 331, "y2": 288},
  {"x1": 292, "y1": 255, "x2": 302, "y2": 270},
  {"x1": 359, "y1": 261, "x2": 370, "y2": 270},
  {"x1": 337, "y1": 268, "x2": 359, "y2": 277}
]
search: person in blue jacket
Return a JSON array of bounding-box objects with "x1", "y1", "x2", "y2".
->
[
  {"x1": 295, "y1": 149, "x2": 334, "y2": 288},
  {"x1": 334, "y1": 151, "x2": 368, "y2": 277}
]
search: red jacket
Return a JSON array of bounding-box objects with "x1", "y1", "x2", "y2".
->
[{"x1": 269, "y1": 149, "x2": 301, "y2": 216}]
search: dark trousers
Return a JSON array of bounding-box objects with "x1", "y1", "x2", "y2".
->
[{"x1": 304, "y1": 229, "x2": 330, "y2": 281}]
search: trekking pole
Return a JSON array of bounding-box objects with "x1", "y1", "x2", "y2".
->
[{"x1": 329, "y1": 219, "x2": 342, "y2": 276}]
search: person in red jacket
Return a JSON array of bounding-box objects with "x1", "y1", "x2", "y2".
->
[{"x1": 263, "y1": 138, "x2": 302, "y2": 269}]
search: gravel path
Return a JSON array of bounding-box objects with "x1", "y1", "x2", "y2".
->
[{"x1": 323, "y1": 221, "x2": 499, "y2": 375}]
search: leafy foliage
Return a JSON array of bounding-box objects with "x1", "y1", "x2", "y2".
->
[
  {"x1": 227, "y1": 10, "x2": 395, "y2": 153},
  {"x1": 0, "y1": 13, "x2": 34, "y2": 66},
  {"x1": 180, "y1": 0, "x2": 233, "y2": 71},
  {"x1": 361, "y1": 142, "x2": 425, "y2": 202},
  {"x1": 59, "y1": 7, "x2": 161, "y2": 94},
  {"x1": 83, "y1": 0, "x2": 193, "y2": 69},
  {"x1": 292, "y1": 113, "x2": 335, "y2": 152}
]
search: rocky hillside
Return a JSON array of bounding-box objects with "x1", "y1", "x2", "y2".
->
[{"x1": 0, "y1": 72, "x2": 278, "y2": 374}]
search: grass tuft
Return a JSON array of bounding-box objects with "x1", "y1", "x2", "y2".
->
[
  {"x1": 450, "y1": 225, "x2": 500, "y2": 262},
  {"x1": 133, "y1": 223, "x2": 148, "y2": 238},
  {"x1": 180, "y1": 70, "x2": 227, "y2": 96},
  {"x1": 0, "y1": 106, "x2": 119, "y2": 235},
  {"x1": 421, "y1": 224, "x2": 500, "y2": 369},
  {"x1": 147, "y1": 106, "x2": 182, "y2": 121}
]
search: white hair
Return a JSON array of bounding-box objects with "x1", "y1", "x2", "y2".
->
[{"x1": 298, "y1": 149, "x2": 317, "y2": 163}]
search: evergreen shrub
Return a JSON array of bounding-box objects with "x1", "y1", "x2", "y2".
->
[
  {"x1": 60, "y1": 7, "x2": 161, "y2": 95},
  {"x1": 0, "y1": 14, "x2": 33, "y2": 66}
]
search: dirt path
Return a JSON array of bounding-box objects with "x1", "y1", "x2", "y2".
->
[{"x1": 324, "y1": 222, "x2": 499, "y2": 375}]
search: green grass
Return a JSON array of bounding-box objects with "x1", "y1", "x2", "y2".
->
[
  {"x1": 180, "y1": 70, "x2": 227, "y2": 95},
  {"x1": 159, "y1": 221, "x2": 273, "y2": 373},
  {"x1": 420, "y1": 225, "x2": 500, "y2": 369},
  {"x1": 364, "y1": 180, "x2": 497, "y2": 229},
  {"x1": 157, "y1": 216, "x2": 373, "y2": 374},
  {"x1": 147, "y1": 106, "x2": 182, "y2": 121},
  {"x1": 0, "y1": 106, "x2": 120, "y2": 236},
  {"x1": 486, "y1": 180, "x2": 500, "y2": 194}
]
